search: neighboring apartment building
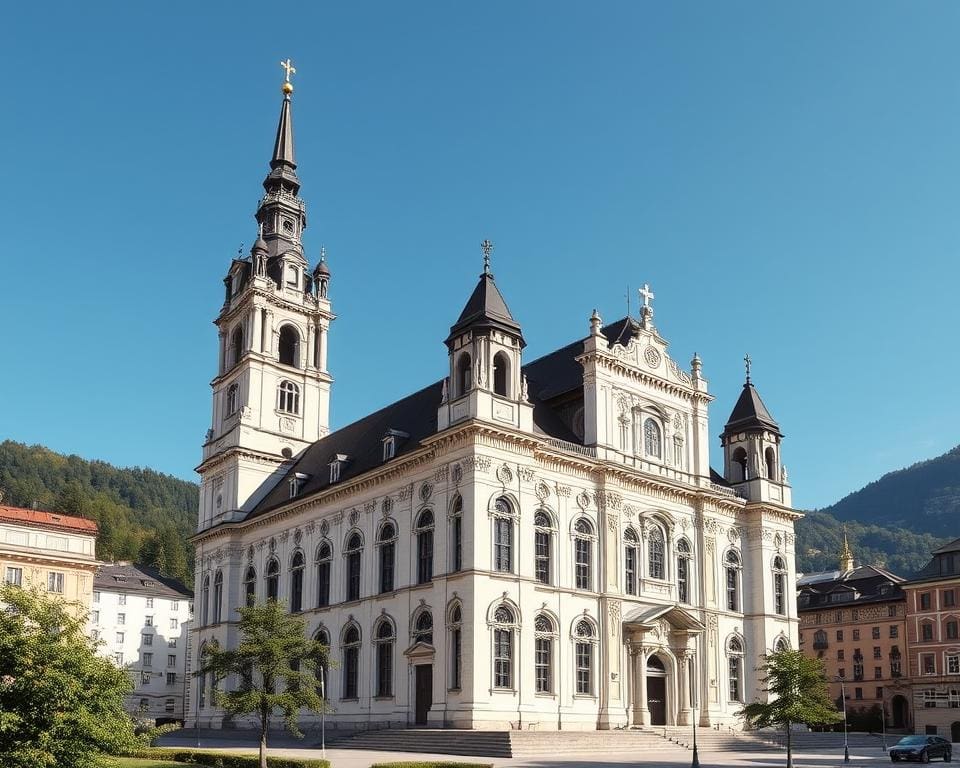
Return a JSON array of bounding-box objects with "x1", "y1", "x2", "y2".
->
[
  {"x1": 797, "y1": 537, "x2": 907, "y2": 728},
  {"x1": 89, "y1": 563, "x2": 194, "y2": 724},
  {"x1": 0, "y1": 504, "x2": 99, "y2": 611},
  {"x1": 892, "y1": 539, "x2": 960, "y2": 741}
]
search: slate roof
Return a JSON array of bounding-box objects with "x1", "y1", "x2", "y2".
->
[
  {"x1": 906, "y1": 538, "x2": 960, "y2": 583},
  {"x1": 445, "y1": 270, "x2": 525, "y2": 347},
  {"x1": 243, "y1": 315, "x2": 725, "y2": 523},
  {"x1": 94, "y1": 562, "x2": 193, "y2": 600},
  {"x1": 0, "y1": 505, "x2": 98, "y2": 535},
  {"x1": 723, "y1": 382, "x2": 782, "y2": 436},
  {"x1": 797, "y1": 564, "x2": 905, "y2": 609}
]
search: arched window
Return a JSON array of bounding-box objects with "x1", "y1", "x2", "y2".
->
[
  {"x1": 728, "y1": 637, "x2": 744, "y2": 702},
  {"x1": 244, "y1": 566, "x2": 256, "y2": 607},
  {"x1": 456, "y1": 353, "x2": 472, "y2": 397},
  {"x1": 644, "y1": 418, "x2": 662, "y2": 459},
  {"x1": 212, "y1": 570, "x2": 223, "y2": 623},
  {"x1": 265, "y1": 558, "x2": 280, "y2": 602},
  {"x1": 574, "y1": 619, "x2": 597, "y2": 696},
  {"x1": 677, "y1": 538, "x2": 692, "y2": 604},
  {"x1": 624, "y1": 528, "x2": 639, "y2": 596},
  {"x1": 345, "y1": 533, "x2": 362, "y2": 602},
  {"x1": 765, "y1": 446, "x2": 778, "y2": 480},
  {"x1": 201, "y1": 575, "x2": 210, "y2": 625},
  {"x1": 774, "y1": 636, "x2": 790, "y2": 653},
  {"x1": 534, "y1": 614, "x2": 556, "y2": 694},
  {"x1": 342, "y1": 624, "x2": 361, "y2": 699},
  {"x1": 725, "y1": 550, "x2": 742, "y2": 612},
  {"x1": 493, "y1": 351, "x2": 510, "y2": 397},
  {"x1": 290, "y1": 551, "x2": 305, "y2": 613},
  {"x1": 230, "y1": 326, "x2": 243, "y2": 368},
  {"x1": 732, "y1": 447, "x2": 748, "y2": 482},
  {"x1": 574, "y1": 518, "x2": 593, "y2": 590},
  {"x1": 814, "y1": 629, "x2": 827, "y2": 648},
  {"x1": 316, "y1": 542, "x2": 332, "y2": 608},
  {"x1": 278, "y1": 380, "x2": 300, "y2": 414},
  {"x1": 492, "y1": 605, "x2": 516, "y2": 689},
  {"x1": 448, "y1": 603, "x2": 463, "y2": 689},
  {"x1": 374, "y1": 618, "x2": 394, "y2": 697},
  {"x1": 377, "y1": 522, "x2": 396, "y2": 594},
  {"x1": 415, "y1": 509, "x2": 434, "y2": 584},
  {"x1": 314, "y1": 627, "x2": 331, "y2": 696},
  {"x1": 413, "y1": 610, "x2": 434, "y2": 645},
  {"x1": 772, "y1": 555, "x2": 787, "y2": 616},
  {"x1": 534, "y1": 510, "x2": 553, "y2": 585},
  {"x1": 493, "y1": 497, "x2": 513, "y2": 572},
  {"x1": 450, "y1": 495, "x2": 463, "y2": 573},
  {"x1": 224, "y1": 383, "x2": 239, "y2": 417},
  {"x1": 278, "y1": 325, "x2": 300, "y2": 367},
  {"x1": 648, "y1": 525, "x2": 665, "y2": 580}
]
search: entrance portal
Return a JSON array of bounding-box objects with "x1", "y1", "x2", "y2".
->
[
  {"x1": 892, "y1": 695, "x2": 908, "y2": 729},
  {"x1": 647, "y1": 655, "x2": 668, "y2": 726},
  {"x1": 415, "y1": 665, "x2": 432, "y2": 725}
]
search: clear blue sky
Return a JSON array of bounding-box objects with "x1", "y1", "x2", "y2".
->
[{"x1": 2, "y1": 2, "x2": 958, "y2": 510}]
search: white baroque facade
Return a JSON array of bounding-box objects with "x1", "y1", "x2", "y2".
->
[{"x1": 190, "y1": 75, "x2": 800, "y2": 732}]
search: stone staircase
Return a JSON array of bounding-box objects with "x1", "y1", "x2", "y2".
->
[
  {"x1": 655, "y1": 726, "x2": 888, "y2": 753},
  {"x1": 326, "y1": 727, "x2": 689, "y2": 758}
]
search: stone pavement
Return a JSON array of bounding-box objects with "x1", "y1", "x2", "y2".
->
[{"x1": 159, "y1": 732, "x2": 895, "y2": 768}]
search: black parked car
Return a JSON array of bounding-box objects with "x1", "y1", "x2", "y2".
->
[{"x1": 890, "y1": 735, "x2": 952, "y2": 763}]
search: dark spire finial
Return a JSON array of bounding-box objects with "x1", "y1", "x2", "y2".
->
[
  {"x1": 744, "y1": 353, "x2": 752, "y2": 384},
  {"x1": 481, "y1": 239, "x2": 494, "y2": 275}
]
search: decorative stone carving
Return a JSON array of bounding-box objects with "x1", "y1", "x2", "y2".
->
[
  {"x1": 364, "y1": 501, "x2": 376, "y2": 514},
  {"x1": 607, "y1": 514, "x2": 620, "y2": 533},
  {"x1": 319, "y1": 520, "x2": 330, "y2": 537},
  {"x1": 279, "y1": 531, "x2": 290, "y2": 543},
  {"x1": 534, "y1": 480, "x2": 550, "y2": 501},
  {"x1": 727, "y1": 526, "x2": 740, "y2": 543},
  {"x1": 398, "y1": 484, "x2": 413, "y2": 502},
  {"x1": 256, "y1": 540, "x2": 266, "y2": 551},
  {"x1": 705, "y1": 538, "x2": 716, "y2": 554},
  {"x1": 348, "y1": 509, "x2": 360, "y2": 526},
  {"x1": 623, "y1": 504, "x2": 637, "y2": 519},
  {"x1": 451, "y1": 463, "x2": 463, "y2": 485},
  {"x1": 269, "y1": 537, "x2": 276, "y2": 553},
  {"x1": 496, "y1": 464, "x2": 514, "y2": 485},
  {"x1": 434, "y1": 465, "x2": 449, "y2": 482},
  {"x1": 785, "y1": 533, "x2": 796, "y2": 545},
  {"x1": 576, "y1": 490, "x2": 591, "y2": 509},
  {"x1": 517, "y1": 466, "x2": 536, "y2": 483},
  {"x1": 462, "y1": 455, "x2": 492, "y2": 472},
  {"x1": 293, "y1": 528, "x2": 302, "y2": 545},
  {"x1": 419, "y1": 482, "x2": 433, "y2": 503},
  {"x1": 305, "y1": 522, "x2": 316, "y2": 534},
  {"x1": 608, "y1": 600, "x2": 621, "y2": 634},
  {"x1": 556, "y1": 484, "x2": 571, "y2": 497},
  {"x1": 247, "y1": 545, "x2": 255, "y2": 561},
  {"x1": 382, "y1": 497, "x2": 393, "y2": 515}
]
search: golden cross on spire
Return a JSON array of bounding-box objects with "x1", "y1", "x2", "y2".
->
[
  {"x1": 280, "y1": 58, "x2": 296, "y2": 94},
  {"x1": 744, "y1": 353, "x2": 752, "y2": 383}
]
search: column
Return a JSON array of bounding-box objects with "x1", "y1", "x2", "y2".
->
[
  {"x1": 677, "y1": 650, "x2": 692, "y2": 726},
  {"x1": 633, "y1": 645, "x2": 650, "y2": 726},
  {"x1": 306, "y1": 323, "x2": 315, "y2": 368}
]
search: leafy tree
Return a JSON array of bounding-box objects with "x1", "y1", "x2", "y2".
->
[
  {"x1": 197, "y1": 600, "x2": 332, "y2": 768},
  {"x1": 739, "y1": 649, "x2": 842, "y2": 768},
  {"x1": 0, "y1": 584, "x2": 140, "y2": 768}
]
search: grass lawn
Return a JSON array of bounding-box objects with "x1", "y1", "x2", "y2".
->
[{"x1": 97, "y1": 757, "x2": 193, "y2": 768}]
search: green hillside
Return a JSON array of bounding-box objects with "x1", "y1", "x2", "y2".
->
[
  {"x1": 0, "y1": 440, "x2": 197, "y2": 584},
  {"x1": 819, "y1": 445, "x2": 960, "y2": 538}
]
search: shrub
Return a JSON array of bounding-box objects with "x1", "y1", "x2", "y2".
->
[{"x1": 129, "y1": 749, "x2": 329, "y2": 768}]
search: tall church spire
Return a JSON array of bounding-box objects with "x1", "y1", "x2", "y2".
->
[{"x1": 839, "y1": 528, "x2": 855, "y2": 572}]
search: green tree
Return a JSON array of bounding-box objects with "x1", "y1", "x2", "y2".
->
[
  {"x1": 739, "y1": 649, "x2": 842, "y2": 768},
  {"x1": 0, "y1": 584, "x2": 140, "y2": 768},
  {"x1": 197, "y1": 600, "x2": 332, "y2": 768}
]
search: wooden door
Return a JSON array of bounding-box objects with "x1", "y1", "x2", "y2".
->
[
  {"x1": 648, "y1": 676, "x2": 667, "y2": 725},
  {"x1": 415, "y1": 665, "x2": 433, "y2": 725}
]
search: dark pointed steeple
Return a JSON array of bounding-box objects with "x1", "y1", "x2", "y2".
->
[
  {"x1": 262, "y1": 70, "x2": 300, "y2": 196},
  {"x1": 445, "y1": 240, "x2": 524, "y2": 348},
  {"x1": 723, "y1": 373, "x2": 782, "y2": 437}
]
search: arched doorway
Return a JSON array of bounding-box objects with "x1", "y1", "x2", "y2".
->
[
  {"x1": 891, "y1": 695, "x2": 908, "y2": 729},
  {"x1": 647, "y1": 655, "x2": 668, "y2": 726},
  {"x1": 951, "y1": 722, "x2": 960, "y2": 744}
]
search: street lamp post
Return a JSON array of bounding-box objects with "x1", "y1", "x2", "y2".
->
[
  {"x1": 837, "y1": 677, "x2": 850, "y2": 764},
  {"x1": 688, "y1": 649, "x2": 699, "y2": 768},
  {"x1": 881, "y1": 704, "x2": 888, "y2": 752}
]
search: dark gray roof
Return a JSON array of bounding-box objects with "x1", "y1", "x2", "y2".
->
[
  {"x1": 906, "y1": 539, "x2": 960, "y2": 583},
  {"x1": 263, "y1": 92, "x2": 300, "y2": 194},
  {"x1": 94, "y1": 563, "x2": 193, "y2": 600},
  {"x1": 797, "y1": 564, "x2": 905, "y2": 610},
  {"x1": 932, "y1": 537, "x2": 960, "y2": 555},
  {"x1": 723, "y1": 382, "x2": 782, "y2": 436},
  {"x1": 446, "y1": 270, "x2": 524, "y2": 347}
]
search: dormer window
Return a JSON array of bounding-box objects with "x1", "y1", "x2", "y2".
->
[
  {"x1": 381, "y1": 430, "x2": 409, "y2": 463},
  {"x1": 329, "y1": 454, "x2": 349, "y2": 484},
  {"x1": 289, "y1": 472, "x2": 310, "y2": 498}
]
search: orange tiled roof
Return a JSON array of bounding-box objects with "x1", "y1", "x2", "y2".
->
[{"x1": 0, "y1": 505, "x2": 98, "y2": 535}]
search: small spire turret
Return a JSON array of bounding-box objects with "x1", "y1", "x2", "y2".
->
[{"x1": 839, "y1": 528, "x2": 855, "y2": 572}]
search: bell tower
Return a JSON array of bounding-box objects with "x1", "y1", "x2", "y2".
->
[
  {"x1": 719, "y1": 355, "x2": 791, "y2": 506},
  {"x1": 437, "y1": 240, "x2": 533, "y2": 433},
  {"x1": 197, "y1": 61, "x2": 335, "y2": 531}
]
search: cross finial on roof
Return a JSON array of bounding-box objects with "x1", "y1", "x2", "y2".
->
[
  {"x1": 280, "y1": 58, "x2": 296, "y2": 83},
  {"x1": 639, "y1": 282, "x2": 655, "y2": 308},
  {"x1": 481, "y1": 239, "x2": 494, "y2": 274},
  {"x1": 238, "y1": 243, "x2": 244, "y2": 257},
  {"x1": 744, "y1": 353, "x2": 752, "y2": 383},
  {"x1": 625, "y1": 285, "x2": 631, "y2": 318}
]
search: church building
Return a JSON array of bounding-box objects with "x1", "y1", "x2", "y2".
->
[{"x1": 190, "y1": 65, "x2": 800, "y2": 732}]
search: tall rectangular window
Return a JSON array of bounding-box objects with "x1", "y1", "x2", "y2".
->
[
  {"x1": 450, "y1": 627, "x2": 462, "y2": 690},
  {"x1": 452, "y1": 516, "x2": 462, "y2": 572},
  {"x1": 774, "y1": 573, "x2": 785, "y2": 615},
  {"x1": 923, "y1": 654, "x2": 936, "y2": 674},
  {"x1": 379, "y1": 542, "x2": 394, "y2": 594},
  {"x1": 921, "y1": 592, "x2": 932, "y2": 610},
  {"x1": 625, "y1": 547, "x2": 637, "y2": 596},
  {"x1": 493, "y1": 629, "x2": 512, "y2": 688},
  {"x1": 376, "y1": 643, "x2": 393, "y2": 697},
  {"x1": 494, "y1": 519, "x2": 512, "y2": 572},
  {"x1": 343, "y1": 647, "x2": 359, "y2": 699},
  {"x1": 47, "y1": 571, "x2": 64, "y2": 593},
  {"x1": 317, "y1": 561, "x2": 330, "y2": 608},
  {"x1": 575, "y1": 642, "x2": 592, "y2": 695},
  {"x1": 535, "y1": 530, "x2": 551, "y2": 585},
  {"x1": 922, "y1": 624, "x2": 934, "y2": 641},
  {"x1": 346, "y1": 553, "x2": 361, "y2": 601},
  {"x1": 5, "y1": 567, "x2": 22, "y2": 586},
  {"x1": 143, "y1": 652, "x2": 153, "y2": 667},
  {"x1": 677, "y1": 557, "x2": 688, "y2": 603},
  {"x1": 535, "y1": 637, "x2": 552, "y2": 693},
  {"x1": 417, "y1": 530, "x2": 433, "y2": 584},
  {"x1": 574, "y1": 539, "x2": 591, "y2": 590},
  {"x1": 728, "y1": 656, "x2": 741, "y2": 702},
  {"x1": 890, "y1": 625, "x2": 899, "y2": 638}
]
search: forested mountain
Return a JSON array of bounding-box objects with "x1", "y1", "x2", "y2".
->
[
  {"x1": 819, "y1": 445, "x2": 960, "y2": 538},
  {"x1": 0, "y1": 441, "x2": 197, "y2": 584}
]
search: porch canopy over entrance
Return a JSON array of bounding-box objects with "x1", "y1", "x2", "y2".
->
[{"x1": 622, "y1": 604, "x2": 705, "y2": 727}]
